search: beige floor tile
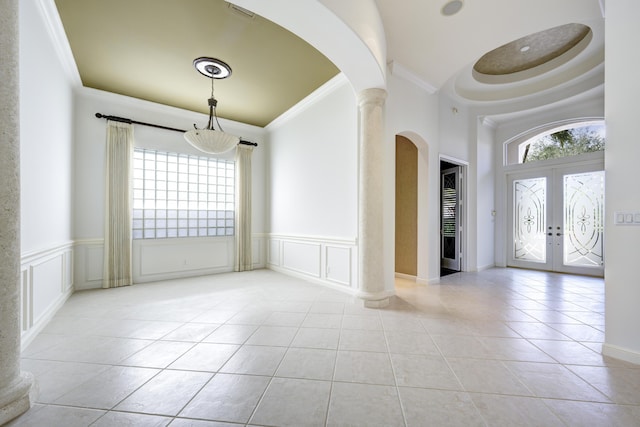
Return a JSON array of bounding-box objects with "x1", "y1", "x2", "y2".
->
[
  {"x1": 471, "y1": 393, "x2": 565, "y2": 426},
  {"x1": 334, "y1": 351, "x2": 395, "y2": 385},
  {"x1": 326, "y1": 382, "x2": 404, "y2": 426},
  {"x1": 291, "y1": 327, "x2": 340, "y2": 350},
  {"x1": 448, "y1": 358, "x2": 532, "y2": 396},
  {"x1": 54, "y1": 365, "x2": 159, "y2": 409},
  {"x1": 338, "y1": 329, "x2": 387, "y2": 352},
  {"x1": 250, "y1": 378, "x2": 331, "y2": 426},
  {"x1": 115, "y1": 369, "x2": 212, "y2": 415},
  {"x1": 398, "y1": 387, "x2": 485, "y2": 427},
  {"x1": 121, "y1": 340, "x2": 195, "y2": 368},
  {"x1": 91, "y1": 411, "x2": 171, "y2": 427},
  {"x1": 219, "y1": 345, "x2": 286, "y2": 375},
  {"x1": 201, "y1": 324, "x2": 259, "y2": 344},
  {"x1": 390, "y1": 353, "x2": 462, "y2": 390},
  {"x1": 276, "y1": 347, "x2": 337, "y2": 380},
  {"x1": 168, "y1": 343, "x2": 239, "y2": 372},
  {"x1": 179, "y1": 373, "x2": 270, "y2": 423},
  {"x1": 7, "y1": 405, "x2": 105, "y2": 427}
]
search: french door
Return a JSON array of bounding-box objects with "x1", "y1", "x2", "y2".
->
[
  {"x1": 441, "y1": 166, "x2": 462, "y2": 271},
  {"x1": 507, "y1": 162, "x2": 604, "y2": 276}
]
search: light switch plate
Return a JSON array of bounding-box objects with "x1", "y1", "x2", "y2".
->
[{"x1": 615, "y1": 211, "x2": 640, "y2": 225}]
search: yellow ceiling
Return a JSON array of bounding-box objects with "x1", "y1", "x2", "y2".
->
[{"x1": 54, "y1": 0, "x2": 339, "y2": 127}]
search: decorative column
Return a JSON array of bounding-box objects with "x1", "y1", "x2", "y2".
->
[
  {"x1": 0, "y1": 0, "x2": 34, "y2": 424},
  {"x1": 357, "y1": 88, "x2": 390, "y2": 308}
]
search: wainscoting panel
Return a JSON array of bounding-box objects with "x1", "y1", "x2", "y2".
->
[
  {"x1": 282, "y1": 241, "x2": 322, "y2": 278},
  {"x1": 21, "y1": 242, "x2": 74, "y2": 350},
  {"x1": 134, "y1": 237, "x2": 233, "y2": 282},
  {"x1": 73, "y1": 239, "x2": 104, "y2": 290},
  {"x1": 325, "y1": 245, "x2": 351, "y2": 286},
  {"x1": 268, "y1": 239, "x2": 281, "y2": 266},
  {"x1": 267, "y1": 234, "x2": 357, "y2": 291},
  {"x1": 252, "y1": 235, "x2": 266, "y2": 269}
]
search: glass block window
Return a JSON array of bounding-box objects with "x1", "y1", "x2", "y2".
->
[{"x1": 132, "y1": 148, "x2": 235, "y2": 239}]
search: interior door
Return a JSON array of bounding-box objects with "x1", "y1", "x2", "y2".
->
[
  {"x1": 441, "y1": 166, "x2": 461, "y2": 271},
  {"x1": 507, "y1": 163, "x2": 604, "y2": 276}
]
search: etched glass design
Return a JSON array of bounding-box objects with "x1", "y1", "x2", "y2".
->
[
  {"x1": 442, "y1": 172, "x2": 457, "y2": 259},
  {"x1": 132, "y1": 148, "x2": 235, "y2": 239},
  {"x1": 563, "y1": 171, "x2": 605, "y2": 267},
  {"x1": 514, "y1": 177, "x2": 546, "y2": 262}
]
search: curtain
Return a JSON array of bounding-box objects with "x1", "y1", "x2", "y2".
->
[
  {"x1": 103, "y1": 121, "x2": 134, "y2": 288},
  {"x1": 235, "y1": 144, "x2": 254, "y2": 271}
]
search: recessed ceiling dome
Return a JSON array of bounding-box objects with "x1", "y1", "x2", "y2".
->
[{"x1": 473, "y1": 23, "x2": 591, "y2": 79}]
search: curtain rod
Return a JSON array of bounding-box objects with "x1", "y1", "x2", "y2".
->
[{"x1": 94, "y1": 113, "x2": 258, "y2": 147}]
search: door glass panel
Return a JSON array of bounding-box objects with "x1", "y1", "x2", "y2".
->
[
  {"x1": 563, "y1": 171, "x2": 605, "y2": 267},
  {"x1": 513, "y1": 177, "x2": 546, "y2": 262},
  {"x1": 442, "y1": 172, "x2": 457, "y2": 260}
]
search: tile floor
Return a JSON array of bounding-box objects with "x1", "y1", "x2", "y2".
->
[{"x1": 9, "y1": 268, "x2": 640, "y2": 426}]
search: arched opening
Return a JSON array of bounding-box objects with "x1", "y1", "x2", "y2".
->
[
  {"x1": 394, "y1": 132, "x2": 432, "y2": 286},
  {"x1": 505, "y1": 119, "x2": 605, "y2": 165},
  {"x1": 395, "y1": 135, "x2": 418, "y2": 278}
]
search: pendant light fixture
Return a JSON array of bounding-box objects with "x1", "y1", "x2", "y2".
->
[{"x1": 184, "y1": 57, "x2": 240, "y2": 154}]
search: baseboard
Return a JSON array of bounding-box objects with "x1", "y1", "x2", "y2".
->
[
  {"x1": 21, "y1": 287, "x2": 73, "y2": 352},
  {"x1": 602, "y1": 343, "x2": 640, "y2": 366},
  {"x1": 477, "y1": 263, "x2": 496, "y2": 272},
  {"x1": 268, "y1": 264, "x2": 357, "y2": 297},
  {"x1": 395, "y1": 273, "x2": 416, "y2": 281}
]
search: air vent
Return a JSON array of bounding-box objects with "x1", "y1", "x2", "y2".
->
[{"x1": 227, "y1": 2, "x2": 256, "y2": 20}]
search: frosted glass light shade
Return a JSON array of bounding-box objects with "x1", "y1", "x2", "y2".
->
[{"x1": 184, "y1": 129, "x2": 239, "y2": 154}]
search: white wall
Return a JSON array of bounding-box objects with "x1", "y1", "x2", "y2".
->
[
  {"x1": 20, "y1": 0, "x2": 74, "y2": 253},
  {"x1": 19, "y1": 0, "x2": 75, "y2": 348},
  {"x1": 386, "y1": 72, "x2": 440, "y2": 284},
  {"x1": 476, "y1": 119, "x2": 496, "y2": 270},
  {"x1": 603, "y1": 0, "x2": 640, "y2": 364},
  {"x1": 73, "y1": 88, "x2": 267, "y2": 288},
  {"x1": 265, "y1": 75, "x2": 359, "y2": 290},
  {"x1": 267, "y1": 76, "x2": 358, "y2": 238}
]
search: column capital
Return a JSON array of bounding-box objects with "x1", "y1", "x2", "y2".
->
[{"x1": 357, "y1": 87, "x2": 387, "y2": 108}]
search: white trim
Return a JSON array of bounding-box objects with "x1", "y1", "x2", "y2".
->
[
  {"x1": 602, "y1": 343, "x2": 640, "y2": 366},
  {"x1": 20, "y1": 242, "x2": 75, "y2": 351},
  {"x1": 388, "y1": 61, "x2": 438, "y2": 94},
  {"x1": 21, "y1": 240, "x2": 74, "y2": 264},
  {"x1": 265, "y1": 73, "x2": 349, "y2": 131},
  {"x1": 477, "y1": 263, "x2": 496, "y2": 272},
  {"x1": 268, "y1": 264, "x2": 357, "y2": 296},
  {"x1": 439, "y1": 153, "x2": 469, "y2": 166},
  {"x1": 395, "y1": 273, "x2": 417, "y2": 281},
  {"x1": 268, "y1": 233, "x2": 357, "y2": 247},
  {"x1": 36, "y1": 0, "x2": 82, "y2": 87}
]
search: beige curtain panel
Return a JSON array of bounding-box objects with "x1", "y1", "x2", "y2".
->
[
  {"x1": 235, "y1": 144, "x2": 254, "y2": 272},
  {"x1": 103, "y1": 121, "x2": 134, "y2": 288}
]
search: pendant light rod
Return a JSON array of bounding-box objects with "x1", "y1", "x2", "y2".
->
[{"x1": 94, "y1": 113, "x2": 258, "y2": 147}]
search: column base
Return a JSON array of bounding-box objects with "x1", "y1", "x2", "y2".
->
[
  {"x1": 363, "y1": 297, "x2": 390, "y2": 308},
  {"x1": 0, "y1": 372, "x2": 33, "y2": 425},
  {"x1": 357, "y1": 290, "x2": 394, "y2": 309}
]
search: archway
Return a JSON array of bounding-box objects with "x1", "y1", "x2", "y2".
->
[{"x1": 394, "y1": 131, "x2": 432, "y2": 285}]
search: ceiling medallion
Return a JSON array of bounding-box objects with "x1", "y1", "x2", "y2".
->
[
  {"x1": 193, "y1": 57, "x2": 232, "y2": 79},
  {"x1": 184, "y1": 57, "x2": 240, "y2": 154}
]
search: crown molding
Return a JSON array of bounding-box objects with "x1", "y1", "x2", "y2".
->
[
  {"x1": 265, "y1": 72, "x2": 349, "y2": 131},
  {"x1": 35, "y1": 0, "x2": 82, "y2": 87},
  {"x1": 388, "y1": 61, "x2": 438, "y2": 94}
]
